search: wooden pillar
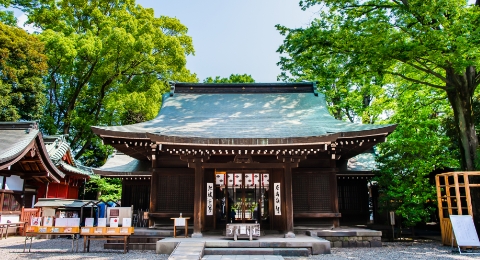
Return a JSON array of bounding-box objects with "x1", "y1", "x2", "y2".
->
[
  {"x1": 284, "y1": 160, "x2": 295, "y2": 238},
  {"x1": 331, "y1": 172, "x2": 340, "y2": 227},
  {"x1": 192, "y1": 158, "x2": 204, "y2": 238},
  {"x1": 148, "y1": 144, "x2": 158, "y2": 228}
]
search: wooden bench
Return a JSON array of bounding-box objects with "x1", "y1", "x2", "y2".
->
[{"x1": 0, "y1": 222, "x2": 26, "y2": 239}]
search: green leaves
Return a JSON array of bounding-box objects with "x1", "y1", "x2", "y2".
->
[
  {"x1": 203, "y1": 74, "x2": 255, "y2": 83},
  {"x1": 85, "y1": 175, "x2": 121, "y2": 202},
  {"x1": 0, "y1": 22, "x2": 47, "y2": 121},
  {"x1": 20, "y1": 0, "x2": 197, "y2": 160},
  {"x1": 375, "y1": 81, "x2": 458, "y2": 227}
]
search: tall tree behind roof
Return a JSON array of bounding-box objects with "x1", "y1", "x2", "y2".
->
[
  {"x1": 278, "y1": 0, "x2": 480, "y2": 171},
  {"x1": 203, "y1": 74, "x2": 255, "y2": 83},
  {"x1": 19, "y1": 0, "x2": 197, "y2": 161},
  {"x1": 0, "y1": 22, "x2": 47, "y2": 121}
]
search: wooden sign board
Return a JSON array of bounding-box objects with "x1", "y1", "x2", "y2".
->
[{"x1": 450, "y1": 215, "x2": 480, "y2": 253}]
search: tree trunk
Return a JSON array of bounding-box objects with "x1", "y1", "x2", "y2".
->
[
  {"x1": 445, "y1": 66, "x2": 480, "y2": 236},
  {"x1": 445, "y1": 67, "x2": 478, "y2": 171}
]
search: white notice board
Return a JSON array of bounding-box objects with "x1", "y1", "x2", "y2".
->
[{"x1": 450, "y1": 215, "x2": 480, "y2": 247}]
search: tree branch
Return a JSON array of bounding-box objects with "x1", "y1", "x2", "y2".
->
[{"x1": 387, "y1": 72, "x2": 446, "y2": 90}]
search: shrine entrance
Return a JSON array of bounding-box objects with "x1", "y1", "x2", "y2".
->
[{"x1": 214, "y1": 171, "x2": 270, "y2": 227}]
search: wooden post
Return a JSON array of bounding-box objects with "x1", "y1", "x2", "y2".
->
[
  {"x1": 464, "y1": 173, "x2": 473, "y2": 216},
  {"x1": 444, "y1": 175, "x2": 453, "y2": 215},
  {"x1": 192, "y1": 157, "x2": 204, "y2": 238},
  {"x1": 331, "y1": 172, "x2": 340, "y2": 227},
  {"x1": 148, "y1": 144, "x2": 158, "y2": 228},
  {"x1": 454, "y1": 173, "x2": 462, "y2": 215},
  {"x1": 283, "y1": 158, "x2": 295, "y2": 238},
  {"x1": 435, "y1": 175, "x2": 443, "y2": 220}
]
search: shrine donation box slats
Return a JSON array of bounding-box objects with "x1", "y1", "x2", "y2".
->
[{"x1": 226, "y1": 223, "x2": 260, "y2": 241}]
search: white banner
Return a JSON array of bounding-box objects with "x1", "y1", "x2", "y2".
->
[
  {"x1": 206, "y1": 183, "x2": 214, "y2": 215},
  {"x1": 274, "y1": 183, "x2": 281, "y2": 215}
]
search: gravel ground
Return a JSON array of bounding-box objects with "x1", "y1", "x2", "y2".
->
[{"x1": 1, "y1": 237, "x2": 480, "y2": 260}]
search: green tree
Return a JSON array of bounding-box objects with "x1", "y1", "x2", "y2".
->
[
  {"x1": 278, "y1": 0, "x2": 480, "y2": 170},
  {"x1": 0, "y1": 22, "x2": 47, "y2": 121},
  {"x1": 203, "y1": 74, "x2": 255, "y2": 83},
  {"x1": 85, "y1": 175, "x2": 122, "y2": 202},
  {"x1": 376, "y1": 81, "x2": 458, "y2": 227},
  {"x1": 21, "y1": 0, "x2": 196, "y2": 163}
]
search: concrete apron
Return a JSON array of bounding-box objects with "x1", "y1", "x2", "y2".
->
[{"x1": 158, "y1": 233, "x2": 331, "y2": 258}]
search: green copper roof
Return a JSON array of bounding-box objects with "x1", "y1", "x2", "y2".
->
[{"x1": 92, "y1": 83, "x2": 395, "y2": 144}]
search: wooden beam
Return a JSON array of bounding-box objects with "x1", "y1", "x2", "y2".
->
[
  {"x1": 293, "y1": 213, "x2": 342, "y2": 218},
  {"x1": 202, "y1": 163, "x2": 284, "y2": 169}
]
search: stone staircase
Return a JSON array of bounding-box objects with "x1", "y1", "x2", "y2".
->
[{"x1": 104, "y1": 228, "x2": 169, "y2": 250}]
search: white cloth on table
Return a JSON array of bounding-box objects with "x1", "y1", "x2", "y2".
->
[{"x1": 175, "y1": 218, "x2": 185, "y2": 226}]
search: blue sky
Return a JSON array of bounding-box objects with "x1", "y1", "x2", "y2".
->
[{"x1": 136, "y1": 1, "x2": 319, "y2": 82}]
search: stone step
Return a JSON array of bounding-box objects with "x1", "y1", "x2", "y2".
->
[
  {"x1": 105, "y1": 236, "x2": 164, "y2": 244},
  {"x1": 169, "y1": 241, "x2": 205, "y2": 260},
  {"x1": 204, "y1": 247, "x2": 309, "y2": 257},
  {"x1": 104, "y1": 242, "x2": 157, "y2": 250},
  {"x1": 202, "y1": 256, "x2": 284, "y2": 260}
]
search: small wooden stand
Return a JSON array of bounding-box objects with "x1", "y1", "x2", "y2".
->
[
  {"x1": 81, "y1": 227, "x2": 134, "y2": 254},
  {"x1": 171, "y1": 217, "x2": 190, "y2": 238}
]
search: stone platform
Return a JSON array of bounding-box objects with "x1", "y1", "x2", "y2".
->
[
  {"x1": 157, "y1": 234, "x2": 331, "y2": 258},
  {"x1": 306, "y1": 227, "x2": 382, "y2": 248}
]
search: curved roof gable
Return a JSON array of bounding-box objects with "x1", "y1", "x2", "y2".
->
[{"x1": 92, "y1": 82, "x2": 395, "y2": 145}]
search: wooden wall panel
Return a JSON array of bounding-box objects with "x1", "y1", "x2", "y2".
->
[
  {"x1": 292, "y1": 172, "x2": 332, "y2": 212},
  {"x1": 337, "y1": 178, "x2": 369, "y2": 223},
  {"x1": 154, "y1": 170, "x2": 195, "y2": 213},
  {"x1": 122, "y1": 180, "x2": 150, "y2": 210}
]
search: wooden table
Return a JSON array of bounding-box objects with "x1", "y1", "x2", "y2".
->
[
  {"x1": 81, "y1": 227, "x2": 134, "y2": 254},
  {"x1": 170, "y1": 217, "x2": 190, "y2": 238},
  {"x1": 0, "y1": 222, "x2": 26, "y2": 239},
  {"x1": 24, "y1": 226, "x2": 79, "y2": 252}
]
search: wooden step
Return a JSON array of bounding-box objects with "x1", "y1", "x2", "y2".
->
[
  {"x1": 204, "y1": 247, "x2": 310, "y2": 256},
  {"x1": 104, "y1": 242, "x2": 156, "y2": 250}
]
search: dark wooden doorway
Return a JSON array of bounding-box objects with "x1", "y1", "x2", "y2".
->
[{"x1": 214, "y1": 171, "x2": 270, "y2": 228}]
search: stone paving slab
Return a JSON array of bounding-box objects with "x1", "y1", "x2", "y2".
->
[
  {"x1": 168, "y1": 241, "x2": 205, "y2": 260},
  {"x1": 202, "y1": 256, "x2": 284, "y2": 259}
]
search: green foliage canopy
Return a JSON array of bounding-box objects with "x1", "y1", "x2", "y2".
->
[
  {"x1": 203, "y1": 74, "x2": 255, "y2": 83},
  {"x1": 21, "y1": 0, "x2": 197, "y2": 164},
  {"x1": 85, "y1": 175, "x2": 121, "y2": 202},
  {"x1": 0, "y1": 22, "x2": 47, "y2": 121},
  {"x1": 278, "y1": 0, "x2": 480, "y2": 170},
  {"x1": 376, "y1": 82, "x2": 458, "y2": 227}
]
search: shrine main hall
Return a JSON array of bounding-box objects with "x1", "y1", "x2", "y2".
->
[{"x1": 92, "y1": 82, "x2": 395, "y2": 238}]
